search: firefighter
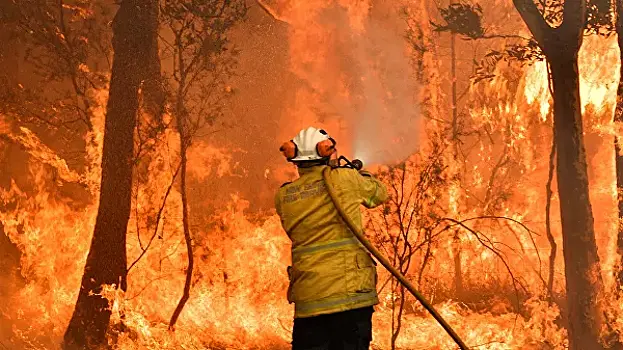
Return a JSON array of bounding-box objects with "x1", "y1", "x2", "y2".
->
[{"x1": 275, "y1": 127, "x2": 388, "y2": 350}]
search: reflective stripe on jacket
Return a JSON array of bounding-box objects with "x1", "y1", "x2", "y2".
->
[{"x1": 275, "y1": 165, "x2": 388, "y2": 318}]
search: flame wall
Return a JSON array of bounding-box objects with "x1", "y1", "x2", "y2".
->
[{"x1": 1, "y1": 0, "x2": 623, "y2": 349}]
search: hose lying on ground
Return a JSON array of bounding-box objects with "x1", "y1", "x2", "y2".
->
[{"x1": 322, "y1": 167, "x2": 470, "y2": 350}]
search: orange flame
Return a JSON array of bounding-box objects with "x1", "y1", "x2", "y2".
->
[{"x1": 3, "y1": 4, "x2": 623, "y2": 350}]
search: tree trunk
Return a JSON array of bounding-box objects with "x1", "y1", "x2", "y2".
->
[
  {"x1": 513, "y1": 1, "x2": 613, "y2": 348},
  {"x1": 62, "y1": 1, "x2": 158, "y2": 348},
  {"x1": 614, "y1": 0, "x2": 623, "y2": 292},
  {"x1": 141, "y1": 8, "x2": 165, "y2": 123},
  {"x1": 390, "y1": 285, "x2": 405, "y2": 350},
  {"x1": 549, "y1": 49, "x2": 605, "y2": 350},
  {"x1": 449, "y1": 24, "x2": 464, "y2": 299},
  {"x1": 169, "y1": 77, "x2": 194, "y2": 329},
  {"x1": 168, "y1": 134, "x2": 194, "y2": 329},
  {"x1": 545, "y1": 126, "x2": 557, "y2": 303}
]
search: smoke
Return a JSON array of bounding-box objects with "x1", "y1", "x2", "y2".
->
[
  {"x1": 276, "y1": 0, "x2": 421, "y2": 167},
  {"x1": 351, "y1": 6, "x2": 421, "y2": 166}
]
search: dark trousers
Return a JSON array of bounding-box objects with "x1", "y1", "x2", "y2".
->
[{"x1": 292, "y1": 307, "x2": 374, "y2": 350}]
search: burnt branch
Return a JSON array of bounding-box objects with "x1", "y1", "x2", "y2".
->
[
  {"x1": 8, "y1": 1, "x2": 112, "y2": 132},
  {"x1": 454, "y1": 215, "x2": 540, "y2": 238},
  {"x1": 502, "y1": 221, "x2": 548, "y2": 303},
  {"x1": 431, "y1": 3, "x2": 485, "y2": 39},
  {"x1": 513, "y1": 0, "x2": 553, "y2": 47},
  {"x1": 127, "y1": 162, "x2": 182, "y2": 274},
  {"x1": 440, "y1": 217, "x2": 527, "y2": 307},
  {"x1": 475, "y1": 34, "x2": 533, "y2": 40},
  {"x1": 126, "y1": 273, "x2": 174, "y2": 300}
]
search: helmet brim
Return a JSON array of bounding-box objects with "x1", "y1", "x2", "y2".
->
[{"x1": 290, "y1": 156, "x2": 326, "y2": 162}]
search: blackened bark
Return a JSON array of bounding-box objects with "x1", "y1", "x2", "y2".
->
[
  {"x1": 0, "y1": 221, "x2": 23, "y2": 341},
  {"x1": 168, "y1": 135, "x2": 194, "y2": 329},
  {"x1": 513, "y1": 1, "x2": 611, "y2": 348},
  {"x1": 0, "y1": 142, "x2": 28, "y2": 340},
  {"x1": 62, "y1": 1, "x2": 159, "y2": 348},
  {"x1": 0, "y1": 223, "x2": 23, "y2": 300},
  {"x1": 549, "y1": 49, "x2": 605, "y2": 350},
  {"x1": 169, "y1": 72, "x2": 194, "y2": 328},
  {"x1": 545, "y1": 128, "x2": 557, "y2": 303},
  {"x1": 614, "y1": 0, "x2": 623, "y2": 292}
]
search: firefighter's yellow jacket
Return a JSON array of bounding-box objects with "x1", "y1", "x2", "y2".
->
[{"x1": 275, "y1": 165, "x2": 388, "y2": 318}]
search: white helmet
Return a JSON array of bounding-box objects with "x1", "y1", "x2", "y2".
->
[{"x1": 280, "y1": 127, "x2": 336, "y2": 162}]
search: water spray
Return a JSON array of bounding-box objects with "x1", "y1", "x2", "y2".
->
[{"x1": 323, "y1": 161, "x2": 470, "y2": 350}]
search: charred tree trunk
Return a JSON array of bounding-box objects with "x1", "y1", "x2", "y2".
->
[
  {"x1": 513, "y1": 1, "x2": 613, "y2": 349},
  {"x1": 168, "y1": 130, "x2": 194, "y2": 329},
  {"x1": 141, "y1": 9, "x2": 165, "y2": 123},
  {"x1": 0, "y1": 147, "x2": 25, "y2": 295},
  {"x1": 390, "y1": 285, "x2": 406, "y2": 350},
  {"x1": 0, "y1": 145, "x2": 27, "y2": 341},
  {"x1": 169, "y1": 76, "x2": 194, "y2": 329},
  {"x1": 545, "y1": 127, "x2": 557, "y2": 302},
  {"x1": 0, "y1": 17, "x2": 24, "y2": 302},
  {"x1": 544, "y1": 62, "x2": 558, "y2": 303},
  {"x1": 614, "y1": 0, "x2": 623, "y2": 292},
  {"x1": 549, "y1": 47, "x2": 605, "y2": 350},
  {"x1": 62, "y1": 1, "x2": 158, "y2": 348}
]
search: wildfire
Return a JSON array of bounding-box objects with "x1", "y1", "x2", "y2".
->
[{"x1": 3, "y1": 1, "x2": 623, "y2": 350}]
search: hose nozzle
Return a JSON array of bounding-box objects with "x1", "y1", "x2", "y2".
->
[
  {"x1": 352, "y1": 159, "x2": 363, "y2": 171},
  {"x1": 335, "y1": 156, "x2": 364, "y2": 170}
]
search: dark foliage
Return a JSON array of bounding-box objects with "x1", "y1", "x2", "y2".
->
[{"x1": 431, "y1": 3, "x2": 485, "y2": 39}]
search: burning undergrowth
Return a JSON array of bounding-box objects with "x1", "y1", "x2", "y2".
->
[
  {"x1": 0, "y1": 70, "x2": 586, "y2": 349},
  {"x1": 0, "y1": 107, "x2": 570, "y2": 349},
  {"x1": 2, "y1": 0, "x2": 623, "y2": 349}
]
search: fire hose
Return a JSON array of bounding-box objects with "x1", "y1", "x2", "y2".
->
[{"x1": 321, "y1": 164, "x2": 470, "y2": 350}]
